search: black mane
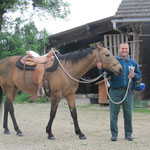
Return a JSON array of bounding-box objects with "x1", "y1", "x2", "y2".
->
[{"x1": 56, "y1": 47, "x2": 95, "y2": 64}]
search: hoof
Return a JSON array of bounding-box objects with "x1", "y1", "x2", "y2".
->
[
  {"x1": 47, "y1": 135, "x2": 55, "y2": 140},
  {"x1": 79, "y1": 135, "x2": 86, "y2": 140},
  {"x1": 17, "y1": 132, "x2": 23, "y2": 136},
  {"x1": 4, "y1": 129, "x2": 10, "y2": 134}
]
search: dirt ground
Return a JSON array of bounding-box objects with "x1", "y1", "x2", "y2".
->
[{"x1": 0, "y1": 97, "x2": 150, "y2": 150}]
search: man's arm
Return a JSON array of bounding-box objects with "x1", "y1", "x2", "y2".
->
[{"x1": 132, "y1": 63, "x2": 141, "y2": 81}]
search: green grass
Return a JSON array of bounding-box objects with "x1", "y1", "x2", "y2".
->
[
  {"x1": 2, "y1": 93, "x2": 150, "y2": 114},
  {"x1": 133, "y1": 108, "x2": 150, "y2": 114},
  {"x1": 2, "y1": 92, "x2": 47, "y2": 104},
  {"x1": 77, "y1": 103, "x2": 150, "y2": 114}
]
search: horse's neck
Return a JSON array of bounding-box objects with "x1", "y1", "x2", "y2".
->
[{"x1": 64, "y1": 50, "x2": 97, "y2": 79}]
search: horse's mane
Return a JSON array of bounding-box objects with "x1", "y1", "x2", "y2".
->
[{"x1": 57, "y1": 47, "x2": 95, "y2": 64}]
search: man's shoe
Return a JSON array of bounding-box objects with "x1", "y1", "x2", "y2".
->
[
  {"x1": 111, "y1": 136, "x2": 117, "y2": 141},
  {"x1": 125, "y1": 135, "x2": 133, "y2": 141}
]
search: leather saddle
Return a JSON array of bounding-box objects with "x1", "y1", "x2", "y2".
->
[{"x1": 20, "y1": 49, "x2": 57, "y2": 96}]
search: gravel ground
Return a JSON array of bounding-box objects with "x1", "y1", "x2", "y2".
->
[{"x1": 0, "y1": 98, "x2": 150, "y2": 150}]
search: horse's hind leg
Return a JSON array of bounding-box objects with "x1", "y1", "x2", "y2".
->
[
  {"x1": 3, "y1": 87, "x2": 22, "y2": 136},
  {"x1": 3, "y1": 102, "x2": 10, "y2": 134},
  {"x1": 66, "y1": 94, "x2": 86, "y2": 139}
]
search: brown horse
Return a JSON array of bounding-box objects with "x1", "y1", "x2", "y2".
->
[{"x1": 0, "y1": 44, "x2": 122, "y2": 140}]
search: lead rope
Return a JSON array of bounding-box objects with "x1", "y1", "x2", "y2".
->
[
  {"x1": 52, "y1": 50, "x2": 103, "y2": 83},
  {"x1": 103, "y1": 72, "x2": 132, "y2": 104}
]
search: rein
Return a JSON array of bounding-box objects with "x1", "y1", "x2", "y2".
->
[{"x1": 103, "y1": 72, "x2": 131, "y2": 105}]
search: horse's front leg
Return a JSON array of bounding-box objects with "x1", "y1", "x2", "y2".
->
[
  {"x1": 46, "y1": 95, "x2": 60, "y2": 140},
  {"x1": 66, "y1": 94, "x2": 86, "y2": 139}
]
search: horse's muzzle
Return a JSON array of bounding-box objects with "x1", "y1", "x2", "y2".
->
[{"x1": 115, "y1": 67, "x2": 122, "y2": 76}]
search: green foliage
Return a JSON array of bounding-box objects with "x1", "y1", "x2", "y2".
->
[
  {"x1": 14, "y1": 92, "x2": 33, "y2": 103},
  {"x1": 0, "y1": 0, "x2": 69, "y2": 58},
  {"x1": 0, "y1": 0, "x2": 70, "y2": 31},
  {"x1": 13, "y1": 92, "x2": 47, "y2": 103},
  {"x1": 133, "y1": 108, "x2": 150, "y2": 114},
  {"x1": 89, "y1": 41, "x2": 105, "y2": 48},
  {"x1": 32, "y1": 0, "x2": 70, "y2": 19},
  {"x1": 36, "y1": 96, "x2": 47, "y2": 103},
  {"x1": 0, "y1": 18, "x2": 49, "y2": 59},
  {"x1": 3, "y1": 92, "x2": 48, "y2": 103}
]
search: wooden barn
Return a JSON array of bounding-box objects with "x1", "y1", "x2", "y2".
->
[{"x1": 47, "y1": 0, "x2": 150, "y2": 100}]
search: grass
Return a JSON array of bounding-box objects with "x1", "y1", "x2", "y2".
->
[
  {"x1": 77, "y1": 103, "x2": 150, "y2": 114},
  {"x1": 133, "y1": 108, "x2": 150, "y2": 114},
  {"x1": 2, "y1": 92, "x2": 47, "y2": 104},
  {"x1": 2, "y1": 92, "x2": 150, "y2": 114}
]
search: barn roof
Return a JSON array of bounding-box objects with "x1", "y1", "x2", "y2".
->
[
  {"x1": 49, "y1": 16, "x2": 114, "y2": 48},
  {"x1": 48, "y1": 16, "x2": 127, "y2": 53},
  {"x1": 114, "y1": 0, "x2": 150, "y2": 19}
]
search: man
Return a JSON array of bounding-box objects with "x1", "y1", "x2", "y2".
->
[{"x1": 97, "y1": 43, "x2": 141, "y2": 141}]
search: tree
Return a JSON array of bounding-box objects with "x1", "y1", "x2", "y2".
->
[
  {"x1": 0, "y1": 0, "x2": 70, "y2": 31},
  {"x1": 0, "y1": 19, "x2": 49, "y2": 59}
]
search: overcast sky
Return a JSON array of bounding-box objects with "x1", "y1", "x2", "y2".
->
[{"x1": 34, "y1": 0, "x2": 122, "y2": 35}]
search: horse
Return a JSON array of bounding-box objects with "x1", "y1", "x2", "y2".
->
[{"x1": 0, "y1": 44, "x2": 122, "y2": 140}]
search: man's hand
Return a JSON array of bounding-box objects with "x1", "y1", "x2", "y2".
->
[
  {"x1": 129, "y1": 71, "x2": 135, "y2": 78},
  {"x1": 96, "y1": 62, "x2": 102, "y2": 69}
]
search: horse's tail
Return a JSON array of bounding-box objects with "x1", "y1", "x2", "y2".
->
[{"x1": 0, "y1": 86, "x2": 3, "y2": 123}]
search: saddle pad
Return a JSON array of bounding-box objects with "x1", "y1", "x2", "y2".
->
[{"x1": 16, "y1": 56, "x2": 58, "y2": 72}]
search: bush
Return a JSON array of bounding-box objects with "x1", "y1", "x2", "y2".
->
[{"x1": 3, "y1": 92, "x2": 47, "y2": 104}]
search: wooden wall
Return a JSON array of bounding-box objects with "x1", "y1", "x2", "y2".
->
[{"x1": 139, "y1": 23, "x2": 150, "y2": 100}]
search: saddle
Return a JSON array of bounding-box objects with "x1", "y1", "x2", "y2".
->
[{"x1": 20, "y1": 49, "x2": 57, "y2": 96}]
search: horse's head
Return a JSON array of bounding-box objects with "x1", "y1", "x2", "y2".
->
[{"x1": 96, "y1": 43, "x2": 122, "y2": 75}]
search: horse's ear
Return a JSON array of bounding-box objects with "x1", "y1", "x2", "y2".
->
[{"x1": 95, "y1": 42, "x2": 102, "y2": 49}]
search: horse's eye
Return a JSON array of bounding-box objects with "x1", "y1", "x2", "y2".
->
[{"x1": 106, "y1": 54, "x2": 110, "y2": 57}]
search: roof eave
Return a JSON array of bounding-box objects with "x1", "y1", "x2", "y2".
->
[{"x1": 111, "y1": 18, "x2": 150, "y2": 23}]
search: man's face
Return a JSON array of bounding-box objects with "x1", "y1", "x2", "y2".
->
[{"x1": 119, "y1": 44, "x2": 129, "y2": 58}]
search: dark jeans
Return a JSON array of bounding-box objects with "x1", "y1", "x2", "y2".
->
[{"x1": 109, "y1": 88, "x2": 134, "y2": 137}]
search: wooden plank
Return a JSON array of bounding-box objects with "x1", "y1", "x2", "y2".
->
[
  {"x1": 125, "y1": 36, "x2": 128, "y2": 43},
  {"x1": 109, "y1": 35, "x2": 112, "y2": 53},
  {"x1": 121, "y1": 34, "x2": 124, "y2": 43},
  {"x1": 130, "y1": 41, "x2": 133, "y2": 58},
  {"x1": 104, "y1": 35, "x2": 107, "y2": 48},
  {"x1": 117, "y1": 34, "x2": 120, "y2": 49},
  {"x1": 113, "y1": 35, "x2": 117, "y2": 56}
]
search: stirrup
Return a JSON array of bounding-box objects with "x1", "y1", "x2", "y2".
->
[{"x1": 37, "y1": 87, "x2": 45, "y2": 97}]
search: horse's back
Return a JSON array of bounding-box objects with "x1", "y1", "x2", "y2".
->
[
  {"x1": 0, "y1": 56, "x2": 20, "y2": 77},
  {"x1": 0, "y1": 56, "x2": 21, "y2": 87},
  {"x1": 0, "y1": 56, "x2": 20, "y2": 67}
]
